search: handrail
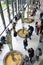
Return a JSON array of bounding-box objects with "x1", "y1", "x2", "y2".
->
[{"x1": 0, "y1": 21, "x2": 11, "y2": 36}]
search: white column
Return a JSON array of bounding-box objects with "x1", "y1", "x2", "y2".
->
[
  {"x1": 16, "y1": 0, "x2": 18, "y2": 13},
  {"x1": 21, "y1": 0, "x2": 22, "y2": 8},
  {"x1": 31, "y1": 0, "x2": 33, "y2": 5}
]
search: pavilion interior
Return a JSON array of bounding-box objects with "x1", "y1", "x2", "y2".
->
[{"x1": 0, "y1": 0, "x2": 43, "y2": 65}]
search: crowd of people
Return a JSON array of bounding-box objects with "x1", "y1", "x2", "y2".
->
[{"x1": 0, "y1": 1, "x2": 43, "y2": 64}]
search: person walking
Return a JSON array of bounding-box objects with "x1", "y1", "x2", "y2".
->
[
  {"x1": 28, "y1": 25, "x2": 34, "y2": 39},
  {"x1": 23, "y1": 35, "x2": 28, "y2": 50},
  {"x1": 39, "y1": 20, "x2": 43, "y2": 42},
  {"x1": 28, "y1": 48, "x2": 34, "y2": 63},
  {"x1": 35, "y1": 22, "x2": 40, "y2": 35},
  {"x1": 36, "y1": 48, "x2": 42, "y2": 61}
]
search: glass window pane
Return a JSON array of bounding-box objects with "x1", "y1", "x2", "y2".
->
[
  {"x1": 1, "y1": 1, "x2": 10, "y2": 27},
  {"x1": 9, "y1": 5, "x2": 13, "y2": 19},
  {"x1": 1, "y1": 1, "x2": 7, "y2": 10},
  {"x1": 3, "y1": 9, "x2": 10, "y2": 26},
  {"x1": 0, "y1": 15, "x2": 4, "y2": 35}
]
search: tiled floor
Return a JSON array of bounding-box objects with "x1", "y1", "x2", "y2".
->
[{"x1": 0, "y1": 1, "x2": 43, "y2": 65}]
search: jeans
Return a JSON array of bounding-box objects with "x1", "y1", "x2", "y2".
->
[
  {"x1": 24, "y1": 45, "x2": 27, "y2": 50},
  {"x1": 28, "y1": 33, "x2": 32, "y2": 39}
]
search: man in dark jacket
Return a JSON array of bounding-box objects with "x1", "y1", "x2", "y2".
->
[
  {"x1": 40, "y1": 12, "x2": 43, "y2": 20},
  {"x1": 28, "y1": 25, "x2": 34, "y2": 39},
  {"x1": 1, "y1": 36, "x2": 6, "y2": 44},
  {"x1": 28, "y1": 48, "x2": 34, "y2": 63}
]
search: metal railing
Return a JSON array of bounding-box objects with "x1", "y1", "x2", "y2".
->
[{"x1": 0, "y1": 21, "x2": 12, "y2": 36}]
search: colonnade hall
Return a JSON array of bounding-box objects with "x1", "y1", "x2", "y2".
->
[{"x1": 0, "y1": 0, "x2": 43, "y2": 65}]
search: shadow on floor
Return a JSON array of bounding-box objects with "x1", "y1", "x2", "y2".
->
[{"x1": 39, "y1": 60, "x2": 43, "y2": 65}]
